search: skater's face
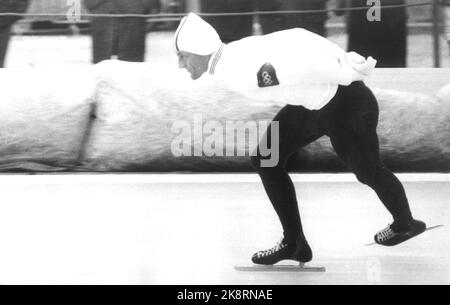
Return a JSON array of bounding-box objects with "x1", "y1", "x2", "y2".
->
[{"x1": 177, "y1": 51, "x2": 209, "y2": 80}]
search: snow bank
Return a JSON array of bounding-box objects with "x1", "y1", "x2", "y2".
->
[
  {"x1": 0, "y1": 67, "x2": 96, "y2": 171},
  {"x1": 0, "y1": 61, "x2": 447, "y2": 172}
]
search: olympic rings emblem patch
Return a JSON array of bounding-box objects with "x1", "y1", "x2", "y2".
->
[{"x1": 257, "y1": 63, "x2": 280, "y2": 88}]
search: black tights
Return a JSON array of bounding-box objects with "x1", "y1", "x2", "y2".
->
[{"x1": 251, "y1": 81, "x2": 413, "y2": 244}]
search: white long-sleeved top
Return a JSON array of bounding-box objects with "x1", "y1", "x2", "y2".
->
[{"x1": 207, "y1": 28, "x2": 377, "y2": 110}]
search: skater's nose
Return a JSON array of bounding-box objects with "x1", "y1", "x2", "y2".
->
[{"x1": 178, "y1": 55, "x2": 186, "y2": 69}]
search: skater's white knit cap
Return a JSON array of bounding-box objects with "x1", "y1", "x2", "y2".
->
[{"x1": 174, "y1": 13, "x2": 222, "y2": 56}]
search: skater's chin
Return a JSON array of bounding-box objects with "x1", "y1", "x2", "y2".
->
[{"x1": 190, "y1": 72, "x2": 204, "y2": 80}]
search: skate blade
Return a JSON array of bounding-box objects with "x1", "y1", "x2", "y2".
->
[
  {"x1": 235, "y1": 263, "x2": 326, "y2": 273},
  {"x1": 365, "y1": 224, "x2": 445, "y2": 246}
]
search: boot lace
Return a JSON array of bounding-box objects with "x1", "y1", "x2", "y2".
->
[
  {"x1": 255, "y1": 238, "x2": 287, "y2": 258},
  {"x1": 377, "y1": 225, "x2": 396, "y2": 243}
]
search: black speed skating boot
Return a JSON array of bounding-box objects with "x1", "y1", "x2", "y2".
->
[
  {"x1": 375, "y1": 219, "x2": 427, "y2": 246},
  {"x1": 251, "y1": 237, "x2": 313, "y2": 265}
]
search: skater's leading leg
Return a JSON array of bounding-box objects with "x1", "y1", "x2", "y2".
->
[{"x1": 251, "y1": 105, "x2": 322, "y2": 264}]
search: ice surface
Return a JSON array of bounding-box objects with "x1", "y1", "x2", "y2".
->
[{"x1": 0, "y1": 174, "x2": 447, "y2": 285}]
